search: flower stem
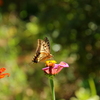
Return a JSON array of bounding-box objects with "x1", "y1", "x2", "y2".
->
[{"x1": 50, "y1": 78, "x2": 55, "y2": 100}]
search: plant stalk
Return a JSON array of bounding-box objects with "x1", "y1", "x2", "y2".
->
[{"x1": 50, "y1": 78, "x2": 55, "y2": 100}]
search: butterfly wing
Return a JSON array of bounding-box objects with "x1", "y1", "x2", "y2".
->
[
  {"x1": 44, "y1": 37, "x2": 50, "y2": 51},
  {"x1": 32, "y1": 39, "x2": 41, "y2": 63},
  {"x1": 40, "y1": 37, "x2": 50, "y2": 54},
  {"x1": 32, "y1": 37, "x2": 52, "y2": 63},
  {"x1": 37, "y1": 37, "x2": 52, "y2": 62}
]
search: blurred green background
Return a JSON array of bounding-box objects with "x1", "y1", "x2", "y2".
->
[{"x1": 0, "y1": 0, "x2": 100, "y2": 100}]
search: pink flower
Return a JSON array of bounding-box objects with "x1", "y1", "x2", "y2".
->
[
  {"x1": 42, "y1": 61, "x2": 69, "y2": 75},
  {"x1": 0, "y1": 68, "x2": 10, "y2": 79}
]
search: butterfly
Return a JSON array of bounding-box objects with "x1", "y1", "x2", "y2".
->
[{"x1": 32, "y1": 37, "x2": 53, "y2": 63}]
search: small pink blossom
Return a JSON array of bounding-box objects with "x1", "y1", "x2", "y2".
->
[{"x1": 42, "y1": 61, "x2": 69, "y2": 75}]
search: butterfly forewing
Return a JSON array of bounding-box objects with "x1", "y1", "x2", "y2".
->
[
  {"x1": 44, "y1": 37, "x2": 50, "y2": 50},
  {"x1": 40, "y1": 38, "x2": 50, "y2": 53},
  {"x1": 32, "y1": 39, "x2": 41, "y2": 63},
  {"x1": 32, "y1": 37, "x2": 53, "y2": 63}
]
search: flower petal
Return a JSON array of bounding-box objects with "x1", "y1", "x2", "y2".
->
[
  {"x1": 0, "y1": 73, "x2": 10, "y2": 79},
  {"x1": 59, "y1": 61, "x2": 69, "y2": 67},
  {"x1": 42, "y1": 67, "x2": 49, "y2": 70},
  {"x1": 0, "y1": 68, "x2": 6, "y2": 73}
]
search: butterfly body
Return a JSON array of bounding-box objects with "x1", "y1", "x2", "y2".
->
[{"x1": 32, "y1": 37, "x2": 53, "y2": 63}]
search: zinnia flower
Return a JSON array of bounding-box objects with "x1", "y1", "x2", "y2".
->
[
  {"x1": 0, "y1": 68, "x2": 10, "y2": 79},
  {"x1": 42, "y1": 60, "x2": 69, "y2": 75}
]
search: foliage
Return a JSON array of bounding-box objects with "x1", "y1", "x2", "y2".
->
[
  {"x1": 70, "y1": 78, "x2": 100, "y2": 100},
  {"x1": 0, "y1": 0, "x2": 100, "y2": 99}
]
